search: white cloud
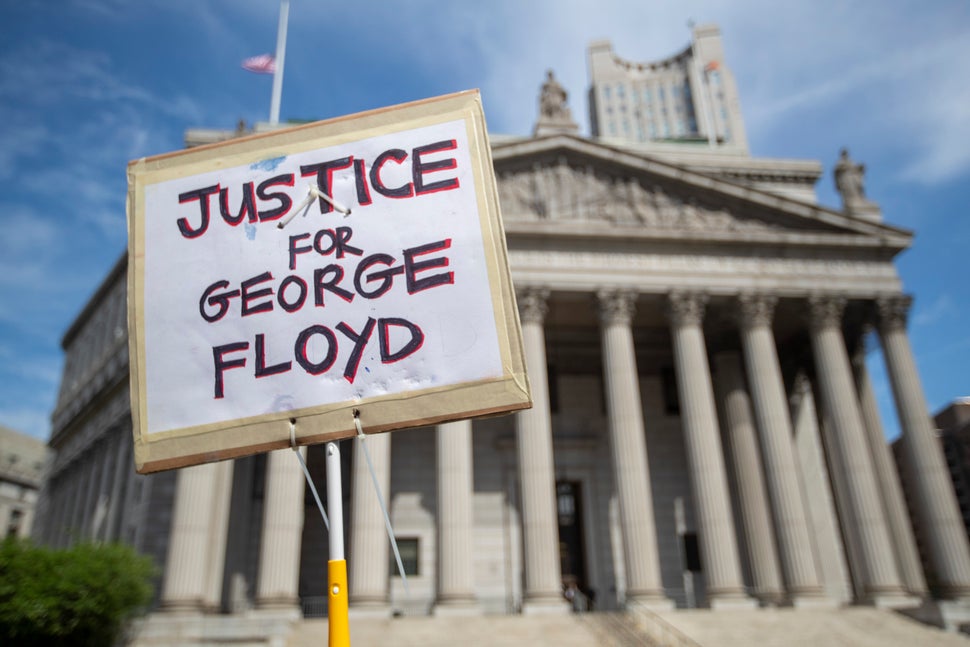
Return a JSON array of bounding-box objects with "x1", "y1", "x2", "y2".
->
[{"x1": 913, "y1": 293, "x2": 955, "y2": 327}]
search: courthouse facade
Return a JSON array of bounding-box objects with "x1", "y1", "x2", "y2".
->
[{"x1": 34, "y1": 24, "x2": 970, "y2": 637}]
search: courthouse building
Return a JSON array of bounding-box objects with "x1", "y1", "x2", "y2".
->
[{"x1": 33, "y1": 23, "x2": 970, "y2": 640}]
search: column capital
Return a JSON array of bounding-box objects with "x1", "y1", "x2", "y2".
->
[
  {"x1": 517, "y1": 287, "x2": 550, "y2": 325},
  {"x1": 876, "y1": 294, "x2": 912, "y2": 332},
  {"x1": 667, "y1": 290, "x2": 708, "y2": 327},
  {"x1": 596, "y1": 289, "x2": 637, "y2": 326},
  {"x1": 738, "y1": 293, "x2": 778, "y2": 329},
  {"x1": 806, "y1": 294, "x2": 846, "y2": 332}
]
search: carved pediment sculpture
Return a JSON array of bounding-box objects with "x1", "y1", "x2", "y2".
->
[{"x1": 497, "y1": 160, "x2": 780, "y2": 233}]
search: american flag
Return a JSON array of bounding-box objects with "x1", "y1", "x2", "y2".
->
[{"x1": 242, "y1": 54, "x2": 276, "y2": 74}]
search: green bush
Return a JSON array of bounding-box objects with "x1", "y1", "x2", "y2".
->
[{"x1": 0, "y1": 538, "x2": 156, "y2": 646}]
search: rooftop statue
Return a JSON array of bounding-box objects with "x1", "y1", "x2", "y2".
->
[
  {"x1": 534, "y1": 69, "x2": 579, "y2": 136},
  {"x1": 834, "y1": 148, "x2": 873, "y2": 209},
  {"x1": 540, "y1": 70, "x2": 571, "y2": 120}
]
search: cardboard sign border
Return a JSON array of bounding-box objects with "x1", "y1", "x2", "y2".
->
[{"x1": 127, "y1": 90, "x2": 530, "y2": 474}]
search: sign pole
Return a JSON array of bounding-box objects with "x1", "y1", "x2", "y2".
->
[{"x1": 326, "y1": 440, "x2": 350, "y2": 646}]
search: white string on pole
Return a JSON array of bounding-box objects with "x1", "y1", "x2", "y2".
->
[
  {"x1": 290, "y1": 420, "x2": 329, "y2": 531},
  {"x1": 354, "y1": 410, "x2": 410, "y2": 596}
]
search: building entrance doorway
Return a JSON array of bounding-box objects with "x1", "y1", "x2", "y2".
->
[{"x1": 556, "y1": 480, "x2": 591, "y2": 609}]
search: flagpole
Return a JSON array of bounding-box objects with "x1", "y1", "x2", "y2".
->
[{"x1": 269, "y1": 0, "x2": 289, "y2": 125}]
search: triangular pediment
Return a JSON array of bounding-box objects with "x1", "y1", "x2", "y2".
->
[{"x1": 491, "y1": 134, "x2": 911, "y2": 248}]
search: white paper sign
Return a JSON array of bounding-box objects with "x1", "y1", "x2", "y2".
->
[{"x1": 128, "y1": 91, "x2": 529, "y2": 473}]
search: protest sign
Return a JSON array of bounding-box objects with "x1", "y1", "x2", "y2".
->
[{"x1": 127, "y1": 90, "x2": 530, "y2": 473}]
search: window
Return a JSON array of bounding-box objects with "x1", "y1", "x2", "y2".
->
[
  {"x1": 6, "y1": 509, "x2": 23, "y2": 538},
  {"x1": 682, "y1": 532, "x2": 702, "y2": 572},
  {"x1": 603, "y1": 86, "x2": 611, "y2": 100},
  {"x1": 643, "y1": 88, "x2": 651, "y2": 103},
  {"x1": 616, "y1": 83, "x2": 625, "y2": 99},
  {"x1": 391, "y1": 537, "x2": 420, "y2": 576}
]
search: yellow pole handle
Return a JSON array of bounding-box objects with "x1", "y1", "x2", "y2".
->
[{"x1": 328, "y1": 559, "x2": 350, "y2": 646}]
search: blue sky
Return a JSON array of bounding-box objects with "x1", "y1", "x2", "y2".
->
[{"x1": 1, "y1": 0, "x2": 968, "y2": 442}]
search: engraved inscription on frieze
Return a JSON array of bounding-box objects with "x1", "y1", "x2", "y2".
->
[{"x1": 497, "y1": 160, "x2": 779, "y2": 232}]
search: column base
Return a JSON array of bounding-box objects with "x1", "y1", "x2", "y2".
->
[
  {"x1": 932, "y1": 599, "x2": 970, "y2": 633},
  {"x1": 751, "y1": 591, "x2": 785, "y2": 607},
  {"x1": 157, "y1": 599, "x2": 208, "y2": 614},
  {"x1": 250, "y1": 604, "x2": 303, "y2": 621},
  {"x1": 522, "y1": 594, "x2": 570, "y2": 615},
  {"x1": 348, "y1": 603, "x2": 392, "y2": 619},
  {"x1": 433, "y1": 600, "x2": 482, "y2": 617},
  {"x1": 626, "y1": 594, "x2": 675, "y2": 611},
  {"x1": 792, "y1": 593, "x2": 838, "y2": 609},
  {"x1": 870, "y1": 591, "x2": 921, "y2": 610},
  {"x1": 710, "y1": 594, "x2": 759, "y2": 610}
]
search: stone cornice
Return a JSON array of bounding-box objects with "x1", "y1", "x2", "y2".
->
[
  {"x1": 503, "y1": 219, "x2": 910, "y2": 255},
  {"x1": 491, "y1": 134, "x2": 913, "y2": 244}
]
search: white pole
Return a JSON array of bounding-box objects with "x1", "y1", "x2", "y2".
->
[
  {"x1": 326, "y1": 441, "x2": 344, "y2": 561},
  {"x1": 269, "y1": 0, "x2": 289, "y2": 125}
]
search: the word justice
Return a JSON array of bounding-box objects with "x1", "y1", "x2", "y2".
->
[{"x1": 175, "y1": 139, "x2": 460, "y2": 239}]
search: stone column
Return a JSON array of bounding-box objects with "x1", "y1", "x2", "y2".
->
[
  {"x1": 349, "y1": 432, "x2": 391, "y2": 614},
  {"x1": 667, "y1": 291, "x2": 753, "y2": 608},
  {"x1": 877, "y1": 295, "x2": 970, "y2": 599},
  {"x1": 160, "y1": 461, "x2": 234, "y2": 612},
  {"x1": 597, "y1": 289, "x2": 669, "y2": 608},
  {"x1": 435, "y1": 420, "x2": 479, "y2": 614},
  {"x1": 738, "y1": 294, "x2": 825, "y2": 605},
  {"x1": 515, "y1": 288, "x2": 567, "y2": 613},
  {"x1": 807, "y1": 295, "x2": 907, "y2": 605},
  {"x1": 790, "y1": 374, "x2": 853, "y2": 605},
  {"x1": 104, "y1": 431, "x2": 132, "y2": 542},
  {"x1": 203, "y1": 461, "x2": 234, "y2": 611},
  {"x1": 256, "y1": 448, "x2": 306, "y2": 614},
  {"x1": 853, "y1": 341, "x2": 928, "y2": 596},
  {"x1": 79, "y1": 448, "x2": 102, "y2": 539},
  {"x1": 712, "y1": 351, "x2": 785, "y2": 605},
  {"x1": 89, "y1": 437, "x2": 115, "y2": 541}
]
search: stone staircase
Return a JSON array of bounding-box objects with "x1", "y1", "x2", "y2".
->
[
  {"x1": 636, "y1": 606, "x2": 970, "y2": 647},
  {"x1": 131, "y1": 606, "x2": 970, "y2": 646},
  {"x1": 287, "y1": 613, "x2": 656, "y2": 647}
]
